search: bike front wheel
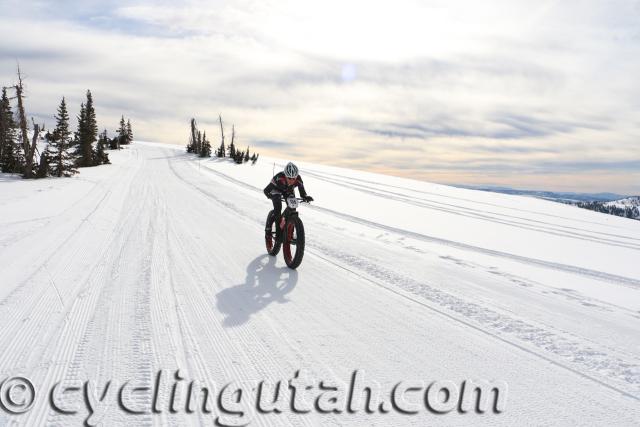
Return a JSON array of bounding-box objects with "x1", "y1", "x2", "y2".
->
[{"x1": 283, "y1": 216, "x2": 305, "y2": 269}]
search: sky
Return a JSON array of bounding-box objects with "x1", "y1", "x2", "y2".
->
[{"x1": 0, "y1": 0, "x2": 639, "y2": 194}]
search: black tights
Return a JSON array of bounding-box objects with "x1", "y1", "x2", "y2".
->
[{"x1": 271, "y1": 196, "x2": 283, "y2": 226}]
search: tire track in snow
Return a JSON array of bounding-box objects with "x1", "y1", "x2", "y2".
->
[
  {"x1": 187, "y1": 156, "x2": 640, "y2": 288},
  {"x1": 306, "y1": 244, "x2": 640, "y2": 400},
  {"x1": 167, "y1": 150, "x2": 640, "y2": 401},
  {"x1": 162, "y1": 155, "x2": 325, "y2": 427},
  {"x1": 0, "y1": 153, "x2": 144, "y2": 383},
  {"x1": 47, "y1": 175, "x2": 159, "y2": 425},
  {"x1": 149, "y1": 159, "x2": 218, "y2": 427},
  {"x1": 5, "y1": 157, "x2": 151, "y2": 425},
  {"x1": 296, "y1": 167, "x2": 640, "y2": 249},
  {"x1": 297, "y1": 163, "x2": 638, "y2": 234},
  {"x1": 41, "y1": 162, "x2": 156, "y2": 426}
]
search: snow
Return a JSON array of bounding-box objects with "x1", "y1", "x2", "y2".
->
[
  {"x1": 0, "y1": 142, "x2": 639, "y2": 425},
  {"x1": 605, "y1": 196, "x2": 640, "y2": 209}
]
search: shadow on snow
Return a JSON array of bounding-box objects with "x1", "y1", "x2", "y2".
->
[{"x1": 216, "y1": 254, "x2": 298, "y2": 327}]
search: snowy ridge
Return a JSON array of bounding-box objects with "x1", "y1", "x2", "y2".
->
[{"x1": 605, "y1": 196, "x2": 640, "y2": 208}]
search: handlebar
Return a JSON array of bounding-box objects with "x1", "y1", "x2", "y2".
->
[{"x1": 275, "y1": 195, "x2": 311, "y2": 203}]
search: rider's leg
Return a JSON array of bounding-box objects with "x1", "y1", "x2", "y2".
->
[{"x1": 271, "y1": 196, "x2": 283, "y2": 241}]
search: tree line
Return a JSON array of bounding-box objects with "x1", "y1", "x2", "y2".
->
[
  {"x1": 0, "y1": 67, "x2": 134, "y2": 178},
  {"x1": 574, "y1": 200, "x2": 639, "y2": 220},
  {"x1": 186, "y1": 115, "x2": 259, "y2": 164}
]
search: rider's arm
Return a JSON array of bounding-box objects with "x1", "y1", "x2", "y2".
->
[
  {"x1": 263, "y1": 181, "x2": 275, "y2": 198},
  {"x1": 297, "y1": 176, "x2": 308, "y2": 198}
]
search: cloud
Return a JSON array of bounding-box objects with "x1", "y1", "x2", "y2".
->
[
  {"x1": 343, "y1": 112, "x2": 608, "y2": 142},
  {"x1": 0, "y1": 0, "x2": 638, "y2": 193},
  {"x1": 252, "y1": 140, "x2": 290, "y2": 148}
]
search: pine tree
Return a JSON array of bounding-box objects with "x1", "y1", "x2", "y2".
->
[
  {"x1": 200, "y1": 130, "x2": 211, "y2": 157},
  {"x1": 252, "y1": 153, "x2": 259, "y2": 164},
  {"x1": 86, "y1": 90, "x2": 98, "y2": 165},
  {"x1": 73, "y1": 102, "x2": 85, "y2": 150},
  {"x1": 243, "y1": 147, "x2": 250, "y2": 163},
  {"x1": 233, "y1": 148, "x2": 243, "y2": 164},
  {"x1": 117, "y1": 115, "x2": 127, "y2": 148},
  {"x1": 99, "y1": 129, "x2": 108, "y2": 147},
  {"x1": 0, "y1": 87, "x2": 19, "y2": 173},
  {"x1": 95, "y1": 129, "x2": 110, "y2": 165},
  {"x1": 46, "y1": 97, "x2": 77, "y2": 177},
  {"x1": 35, "y1": 152, "x2": 47, "y2": 178},
  {"x1": 126, "y1": 119, "x2": 133, "y2": 144},
  {"x1": 74, "y1": 90, "x2": 98, "y2": 167}
]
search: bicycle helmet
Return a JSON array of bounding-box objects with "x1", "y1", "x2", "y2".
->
[{"x1": 284, "y1": 162, "x2": 299, "y2": 178}]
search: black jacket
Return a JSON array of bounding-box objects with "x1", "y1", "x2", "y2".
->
[{"x1": 263, "y1": 172, "x2": 308, "y2": 198}]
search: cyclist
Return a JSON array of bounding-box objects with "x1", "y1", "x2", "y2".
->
[{"x1": 264, "y1": 162, "x2": 313, "y2": 241}]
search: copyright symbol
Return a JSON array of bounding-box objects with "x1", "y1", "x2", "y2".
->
[{"x1": 0, "y1": 376, "x2": 36, "y2": 414}]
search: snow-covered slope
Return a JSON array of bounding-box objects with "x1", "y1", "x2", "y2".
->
[
  {"x1": 0, "y1": 142, "x2": 638, "y2": 426},
  {"x1": 605, "y1": 196, "x2": 640, "y2": 209}
]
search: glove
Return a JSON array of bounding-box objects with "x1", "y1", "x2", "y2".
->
[{"x1": 303, "y1": 196, "x2": 314, "y2": 202}]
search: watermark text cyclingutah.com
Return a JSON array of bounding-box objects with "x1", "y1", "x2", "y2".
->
[{"x1": 0, "y1": 369, "x2": 508, "y2": 426}]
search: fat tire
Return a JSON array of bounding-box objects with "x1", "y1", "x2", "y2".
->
[
  {"x1": 283, "y1": 217, "x2": 305, "y2": 269},
  {"x1": 265, "y1": 210, "x2": 281, "y2": 256}
]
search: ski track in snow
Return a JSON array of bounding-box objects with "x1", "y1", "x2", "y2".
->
[{"x1": 0, "y1": 143, "x2": 639, "y2": 426}]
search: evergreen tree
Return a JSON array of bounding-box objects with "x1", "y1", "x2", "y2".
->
[
  {"x1": 200, "y1": 130, "x2": 211, "y2": 157},
  {"x1": 243, "y1": 147, "x2": 250, "y2": 162},
  {"x1": 74, "y1": 90, "x2": 98, "y2": 167},
  {"x1": 126, "y1": 119, "x2": 133, "y2": 144},
  {"x1": 87, "y1": 91, "x2": 99, "y2": 164},
  {"x1": 0, "y1": 87, "x2": 19, "y2": 173},
  {"x1": 46, "y1": 97, "x2": 78, "y2": 177},
  {"x1": 73, "y1": 102, "x2": 85, "y2": 150},
  {"x1": 117, "y1": 115, "x2": 127, "y2": 148},
  {"x1": 86, "y1": 91, "x2": 98, "y2": 144},
  {"x1": 35, "y1": 151, "x2": 49, "y2": 178},
  {"x1": 99, "y1": 129, "x2": 108, "y2": 147},
  {"x1": 95, "y1": 129, "x2": 110, "y2": 165},
  {"x1": 109, "y1": 136, "x2": 117, "y2": 150},
  {"x1": 252, "y1": 153, "x2": 259, "y2": 164},
  {"x1": 233, "y1": 148, "x2": 243, "y2": 164}
]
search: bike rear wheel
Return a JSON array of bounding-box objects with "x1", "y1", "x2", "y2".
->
[
  {"x1": 283, "y1": 216, "x2": 305, "y2": 269},
  {"x1": 265, "y1": 210, "x2": 281, "y2": 256}
]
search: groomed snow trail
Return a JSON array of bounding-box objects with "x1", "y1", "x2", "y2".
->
[{"x1": 0, "y1": 143, "x2": 638, "y2": 426}]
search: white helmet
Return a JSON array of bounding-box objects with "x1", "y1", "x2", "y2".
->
[{"x1": 284, "y1": 162, "x2": 299, "y2": 178}]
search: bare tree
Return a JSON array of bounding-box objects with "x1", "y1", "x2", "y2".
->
[
  {"x1": 229, "y1": 124, "x2": 236, "y2": 158},
  {"x1": 13, "y1": 66, "x2": 38, "y2": 178},
  {"x1": 217, "y1": 114, "x2": 225, "y2": 157}
]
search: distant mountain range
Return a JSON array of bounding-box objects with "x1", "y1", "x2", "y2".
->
[
  {"x1": 457, "y1": 185, "x2": 629, "y2": 202},
  {"x1": 457, "y1": 185, "x2": 639, "y2": 220}
]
